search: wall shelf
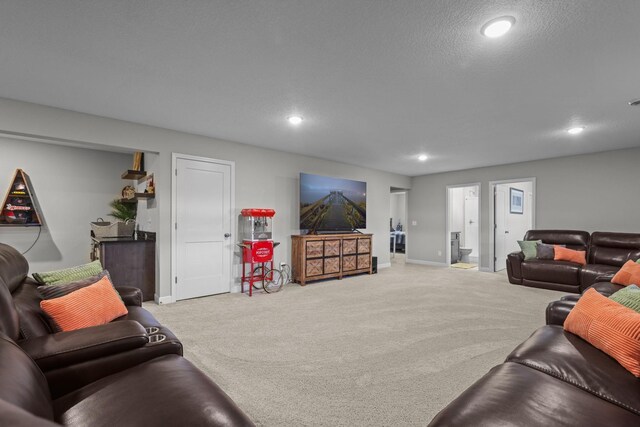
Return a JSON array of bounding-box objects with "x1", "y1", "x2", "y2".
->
[
  {"x1": 0, "y1": 169, "x2": 43, "y2": 227},
  {"x1": 121, "y1": 170, "x2": 147, "y2": 180}
]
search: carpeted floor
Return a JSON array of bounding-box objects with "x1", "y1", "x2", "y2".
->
[{"x1": 145, "y1": 261, "x2": 565, "y2": 426}]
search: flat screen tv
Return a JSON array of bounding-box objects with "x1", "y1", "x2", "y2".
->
[{"x1": 300, "y1": 173, "x2": 366, "y2": 232}]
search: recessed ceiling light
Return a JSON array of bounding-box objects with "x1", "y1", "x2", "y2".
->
[
  {"x1": 287, "y1": 115, "x2": 303, "y2": 125},
  {"x1": 418, "y1": 154, "x2": 428, "y2": 161},
  {"x1": 567, "y1": 126, "x2": 585, "y2": 135},
  {"x1": 481, "y1": 16, "x2": 516, "y2": 38}
]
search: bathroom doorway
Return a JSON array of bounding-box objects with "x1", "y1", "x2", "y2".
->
[
  {"x1": 390, "y1": 188, "x2": 408, "y2": 265},
  {"x1": 446, "y1": 184, "x2": 480, "y2": 269}
]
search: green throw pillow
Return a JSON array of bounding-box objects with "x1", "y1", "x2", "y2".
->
[
  {"x1": 637, "y1": 259, "x2": 640, "y2": 264},
  {"x1": 609, "y1": 285, "x2": 640, "y2": 313},
  {"x1": 518, "y1": 240, "x2": 542, "y2": 260},
  {"x1": 33, "y1": 260, "x2": 103, "y2": 285}
]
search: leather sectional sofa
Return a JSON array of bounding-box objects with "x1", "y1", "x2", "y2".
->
[
  {"x1": 429, "y1": 286, "x2": 640, "y2": 426},
  {"x1": 0, "y1": 243, "x2": 254, "y2": 426},
  {"x1": 507, "y1": 230, "x2": 640, "y2": 293}
]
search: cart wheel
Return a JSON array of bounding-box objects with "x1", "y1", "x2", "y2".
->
[
  {"x1": 262, "y1": 268, "x2": 284, "y2": 293},
  {"x1": 252, "y1": 266, "x2": 264, "y2": 289}
]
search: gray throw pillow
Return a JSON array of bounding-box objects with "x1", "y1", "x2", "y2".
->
[
  {"x1": 518, "y1": 240, "x2": 542, "y2": 260},
  {"x1": 37, "y1": 270, "x2": 112, "y2": 300},
  {"x1": 536, "y1": 243, "x2": 565, "y2": 260}
]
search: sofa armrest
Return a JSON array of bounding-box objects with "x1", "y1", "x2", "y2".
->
[
  {"x1": 19, "y1": 320, "x2": 148, "y2": 371},
  {"x1": 545, "y1": 300, "x2": 576, "y2": 326},
  {"x1": 506, "y1": 251, "x2": 524, "y2": 284},
  {"x1": 116, "y1": 286, "x2": 143, "y2": 306}
]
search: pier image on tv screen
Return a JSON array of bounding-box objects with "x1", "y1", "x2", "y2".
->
[{"x1": 300, "y1": 173, "x2": 366, "y2": 231}]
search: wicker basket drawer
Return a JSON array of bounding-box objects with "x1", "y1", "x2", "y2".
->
[
  {"x1": 357, "y1": 254, "x2": 370, "y2": 269},
  {"x1": 324, "y1": 240, "x2": 340, "y2": 256},
  {"x1": 343, "y1": 239, "x2": 357, "y2": 255},
  {"x1": 324, "y1": 257, "x2": 340, "y2": 274},
  {"x1": 357, "y1": 238, "x2": 371, "y2": 254},
  {"x1": 306, "y1": 241, "x2": 324, "y2": 258},
  {"x1": 306, "y1": 259, "x2": 323, "y2": 276},
  {"x1": 343, "y1": 255, "x2": 356, "y2": 271}
]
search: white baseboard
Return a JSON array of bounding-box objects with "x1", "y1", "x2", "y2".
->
[
  {"x1": 406, "y1": 259, "x2": 448, "y2": 267},
  {"x1": 479, "y1": 267, "x2": 493, "y2": 273},
  {"x1": 157, "y1": 295, "x2": 174, "y2": 305},
  {"x1": 377, "y1": 262, "x2": 391, "y2": 269},
  {"x1": 231, "y1": 285, "x2": 242, "y2": 293}
]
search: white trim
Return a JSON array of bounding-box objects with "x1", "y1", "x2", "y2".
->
[
  {"x1": 157, "y1": 295, "x2": 173, "y2": 305},
  {"x1": 489, "y1": 177, "x2": 536, "y2": 273},
  {"x1": 171, "y1": 153, "x2": 236, "y2": 303},
  {"x1": 479, "y1": 267, "x2": 493, "y2": 273},
  {"x1": 377, "y1": 262, "x2": 391, "y2": 269},
  {"x1": 445, "y1": 183, "x2": 481, "y2": 267},
  {"x1": 406, "y1": 259, "x2": 448, "y2": 267}
]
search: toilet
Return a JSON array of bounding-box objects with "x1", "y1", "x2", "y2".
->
[{"x1": 459, "y1": 248, "x2": 473, "y2": 263}]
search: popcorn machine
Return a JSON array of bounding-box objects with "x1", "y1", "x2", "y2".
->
[{"x1": 238, "y1": 208, "x2": 280, "y2": 296}]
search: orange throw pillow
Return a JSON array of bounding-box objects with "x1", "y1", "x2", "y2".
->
[
  {"x1": 40, "y1": 276, "x2": 128, "y2": 332},
  {"x1": 553, "y1": 245, "x2": 586, "y2": 265},
  {"x1": 564, "y1": 288, "x2": 640, "y2": 377},
  {"x1": 612, "y1": 259, "x2": 640, "y2": 286}
]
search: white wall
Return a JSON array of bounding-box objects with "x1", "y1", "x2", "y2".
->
[
  {"x1": 408, "y1": 147, "x2": 640, "y2": 270},
  {"x1": 0, "y1": 98, "x2": 411, "y2": 300},
  {"x1": 0, "y1": 137, "x2": 130, "y2": 271}
]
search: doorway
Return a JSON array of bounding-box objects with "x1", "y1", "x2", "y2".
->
[
  {"x1": 171, "y1": 154, "x2": 235, "y2": 301},
  {"x1": 490, "y1": 178, "x2": 535, "y2": 272},
  {"x1": 446, "y1": 184, "x2": 480, "y2": 269},
  {"x1": 390, "y1": 188, "x2": 408, "y2": 265}
]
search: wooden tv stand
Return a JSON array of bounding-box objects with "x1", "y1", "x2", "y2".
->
[{"x1": 291, "y1": 233, "x2": 373, "y2": 285}]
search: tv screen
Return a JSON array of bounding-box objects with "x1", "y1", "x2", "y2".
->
[{"x1": 300, "y1": 173, "x2": 366, "y2": 232}]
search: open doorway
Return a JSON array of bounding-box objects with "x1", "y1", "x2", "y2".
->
[
  {"x1": 446, "y1": 184, "x2": 480, "y2": 270},
  {"x1": 390, "y1": 188, "x2": 408, "y2": 265},
  {"x1": 490, "y1": 178, "x2": 535, "y2": 272}
]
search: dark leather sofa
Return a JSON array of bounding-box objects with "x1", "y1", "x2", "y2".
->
[
  {"x1": 507, "y1": 230, "x2": 640, "y2": 293},
  {"x1": 0, "y1": 243, "x2": 254, "y2": 426},
  {"x1": 430, "y1": 289, "x2": 640, "y2": 426}
]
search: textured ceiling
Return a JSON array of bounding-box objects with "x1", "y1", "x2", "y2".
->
[{"x1": 1, "y1": 1, "x2": 639, "y2": 176}]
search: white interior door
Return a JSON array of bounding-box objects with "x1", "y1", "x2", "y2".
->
[
  {"x1": 463, "y1": 195, "x2": 478, "y2": 257},
  {"x1": 175, "y1": 157, "x2": 232, "y2": 300},
  {"x1": 494, "y1": 188, "x2": 508, "y2": 271}
]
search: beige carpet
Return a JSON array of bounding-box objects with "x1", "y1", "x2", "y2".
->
[{"x1": 145, "y1": 262, "x2": 565, "y2": 426}]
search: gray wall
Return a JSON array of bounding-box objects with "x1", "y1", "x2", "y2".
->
[
  {"x1": 408, "y1": 147, "x2": 640, "y2": 270},
  {"x1": 0, "y1": 98, "x2": 411, "y2": 301},
  {"x1": 0, "y1": 137, "x2": 130, "y2": 271}
]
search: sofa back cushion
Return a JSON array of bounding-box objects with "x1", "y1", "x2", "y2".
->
[
  {"x1": 523, "y1": 230, "x2": 590, "y2": 252},
  {"x1": 11, "y1": 278, "x2": 53, "y2": 339},
  {"x1": 588, "y1": 232, "x2": 640, "y2": 267},
  {"x1": 0, "y1": 333, "x2": 53, "y2": 420},
  {"x1": 0, "y1": 276, "x2": 21, "y2": 341},
  {"x1": 0, "y1": 243, "x2": 29, "y2": 293}
]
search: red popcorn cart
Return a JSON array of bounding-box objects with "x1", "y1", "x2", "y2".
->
[{"x1": 238, "y1": 208, "x2": 281, "y2": 296}]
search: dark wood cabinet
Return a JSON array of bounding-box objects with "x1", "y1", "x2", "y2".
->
[{"x1": 91, "y1": 233, "x2": 156, "y2": 301}]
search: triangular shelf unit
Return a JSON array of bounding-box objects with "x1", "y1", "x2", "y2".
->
[{"x1": 0, "y1": 169, "x2": 43, "y2": 227}]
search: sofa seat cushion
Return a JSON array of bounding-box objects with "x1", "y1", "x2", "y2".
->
[
  {"x1": 581, "y1": 264, "x2": 621, "y2": 290},
  {"x1": 506, "y1": 326, "x2": 640, "y2": 416},
  {"x1": 521, "y1": 259, "x2": 581, "y2": 285},
  {"x1": 53, "y1": 355, "x2": 254, "y2": 427},
  {"x1": 587, "y1": 281, "x2": 625, "y2": 297},
  {"x1": 428, "y1": 362, "x2": 640, "y2": 426},
  {"x1": 116, "y1": 306, "x2": 161, "y2": 327}
]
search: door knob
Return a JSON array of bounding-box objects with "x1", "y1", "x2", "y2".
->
[
  {"x1": 224, "y1": 233, "x2": 231, "y2": 238},
  {"x1": 505, "y1": 231, "x2": 509, "y2": 234}
]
